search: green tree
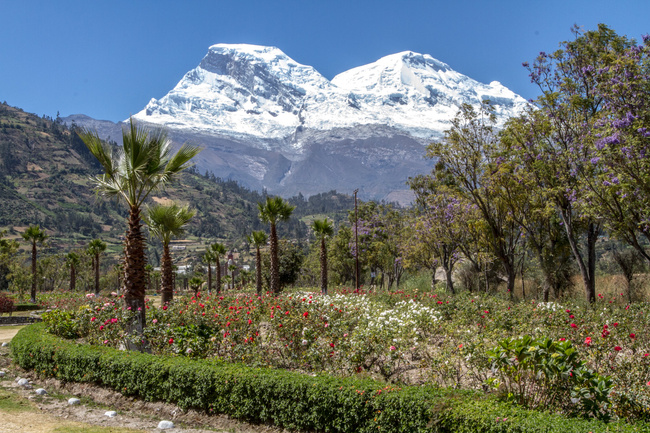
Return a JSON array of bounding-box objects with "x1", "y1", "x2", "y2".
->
[
  {"x1": 520, "y1": 24, "x2": 633, "y2": 303},
  {"x1": 79, "y1": 118, "x2": 200, "y2": 336},
  {"x1": 0, "y1": 230, "x2": 19, "y2": 292},
  {"x1": 145, "y1": 203, "x2": 195, "y2": 304},
  {"x1": 21, "y1": 225, "x2": 47, "y2": 303},
  {"x1": 65, "y1": 252, "x2": 80, "y2": 292},
  {"x1": 426, "y1": 102, "x2": 522, "y2": 299},
  {"x1": 210, "y1": 242, "x2": 227, "y2": 294},
  {"x1": 312, "y1": 218, "x2": 334, "y2": 295},
  {"x1": 247, "y1": 230, "x2": 267, "y2": 296},
  {"x1": 87, "y1": 239, "x2": 107, "y2": 295},
  {"x1": 262, "y1": 239, "x2": 304, "y2": 291},
  {"x1": 202, "y1": 248, "x2": 216, "y2": 295},
  {"x1": 258, "y1": 196, "x2": 295, "y2": 294}
]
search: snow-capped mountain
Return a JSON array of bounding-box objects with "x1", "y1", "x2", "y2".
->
[
  {"x1": 134, "y1": 44, "x2": 527, "y2": 149},
  {"x1": 72, "y1": 44, "x2": 528, "y2": 203}
]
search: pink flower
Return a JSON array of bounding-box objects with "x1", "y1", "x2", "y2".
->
[
  {"x1": 559, "y1": 338, "x2": 566, "y2": 341},
  {"x1": 390, "y1": 346, "x2": 396, "y2": 351},
  {"x1": 570, "y1": 323, "x2": 577, "y2": 328},
  {"x1": 99, "y1": 325, "x2": 104, "y2": 331},
  {"x1": 585, "y1": 337, "x2": 592, "y2": 345},
  {"x1": 91, "y1": 317, "x2": 96, "y2": 322}
]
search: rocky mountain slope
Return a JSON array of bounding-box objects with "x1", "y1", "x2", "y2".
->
[{"x1": 67, "y1": 44, "x2": 528, "y2": 202}]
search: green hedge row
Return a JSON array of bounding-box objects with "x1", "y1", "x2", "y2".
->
[
  {"x1": 11, "y1": 324, "x2": 648, "y2": 433},
  {"x1": 14, "y1": 303, "x2": 41, "y2": 312}
]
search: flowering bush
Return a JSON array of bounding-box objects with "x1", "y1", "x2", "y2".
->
[{"x1": 40, "y1": 288, "x2": 650, "y2": 420}]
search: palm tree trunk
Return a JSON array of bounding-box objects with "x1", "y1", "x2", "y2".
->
[
  {"x1": 123, "y1": 206, "x2": 148, "y2": 349},
  {"x1": 207, "y1": 260, "x2": 212, "y2": 295},
  {"x1": 270, "y1": 223, "x2": 279, "y2": 294},
  {"x1": 30, "y1": 241, "x2": 37, "y2": 303},
  {"x1": 94, "y1": 253, "x2": 100, "y2": 295},
  {"x1": 70, "y1": 265, "x2": 76, "y2": 291},
  {"x1": 255, "y1": 247, "x2": 262, "y2": 296},
  {"x1": 216, "y1": 256, "x2": 221, "y2": 294},
  {"x1": 161, "y1": 243, "x2": 173, "y2": 304},
  {"x1": 320, "y1": 236, "x2": 328, "y2": 295}
]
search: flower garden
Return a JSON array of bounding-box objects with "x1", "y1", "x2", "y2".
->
[{"x1": 7, "y1": 286, "x2": 645, "y2": 432}]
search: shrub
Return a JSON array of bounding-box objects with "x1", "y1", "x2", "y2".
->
[
  {"x1": 11, "y1": 323, "x2": 649, "y2": 433},
  {"x1": 488, "y1": 335, "x2": 612, "y2": 420},
  {"x1": 0, "y1": 292, "x2": 15, "y2": 315}
]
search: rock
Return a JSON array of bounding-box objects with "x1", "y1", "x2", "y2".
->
[
  {"x1": 35, "y1": 388, "x2": 47, "y2": 395},
  {"x1": 1, "y1": 342, "x2": 8, "y2": 347},
  {"x1": 68, "y1": 398, "x2": 81, "y2": 405},
  {"x1": 17, "y1": 378, "x2": 30, "y2": 386},
  {"x1": 105, "y1": 410, "x2": 117, "y2": 418},
  {"x1": 0, "y1": 371, "x2": 5, "y2": 377},
  {"x1": 157, "y1": 420, "x2": 175, "y2": 429}
]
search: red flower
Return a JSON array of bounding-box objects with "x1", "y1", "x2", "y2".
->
[
  {"x1": 559, "y1": 338, "x2": 566, "y2": 341},
  {"x1": 303, "y1": 311, "x2": 309, "y2": 318},
  {"x1": 570, "y1": 323, "x2": 577, "y2": 328},
  {"x1": 614, "y1": 346, "x2": 622, "y2": 351},
  {"x1": 330, "y1": 343, "x2": 335, "y2": 348},
  {"x1": 584, "y1": 337, "x2": 591, "y2": 345},
  {"x1": 569, "y1": 315, "x2": 574, "y2": 319},
  {"x1": 168, "y1": 338, "x2": 174, "y2": 344},
  {"x1": 613, "y1": 322, "x2": 619, "y2": 327},
  {"x1": 162, "y1": 305, "x2": 168, "y2": 310},
  {"x1": 630, "y1": 333, "x2": 636, "y2": 339}
]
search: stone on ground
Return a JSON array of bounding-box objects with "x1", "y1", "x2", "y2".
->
[
  {"x1": 68, "y1": 397, "x2": 81, "y2": 405},
  {"x1": 158, "y1": 420, "x2": 175, "y2": 429},
  {"x1": 0, "y1": 371, "x2": 5, "y2": 377},
  {"x1": 17, "y1": 378, "x2": 29, "y2": 386},
  {"x1": 35, "y1": 388, "x2": 47, "y2": 395},
  {"x1": 1, "y1": 342, "x2": 9, "y2": 347},
  {"x1": 105, "y1": 410, "x2": 117, "y2": 418}
]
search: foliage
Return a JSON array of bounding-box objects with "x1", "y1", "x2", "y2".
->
[
  {"x1": 0, "y1": 292, "x2": 15, "y2": 314},
  {"x1": 13, "y1": 322, "x2": 648, "y2": 433},
  {"x1": 488, "y1": 335, "x2": 612, "y2": 419}
]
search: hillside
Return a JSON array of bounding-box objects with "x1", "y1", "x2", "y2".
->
[{"x1": 0, "y1": 102, "x2": 358, "y2": 260}]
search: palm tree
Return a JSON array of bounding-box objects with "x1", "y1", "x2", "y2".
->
[
  {"x1": 312, "y1": 219, "x2": 334, "y2": 295},
  {"x1": 87, "y1": 239, "x2": 107, "y2": 295},
  {"x1": 258, "y1": 197, "x2": 295, "y2": 294},
  {"x1": 247, "y1": 230, "x2": 267, "y2": 296},
  {"x1": 21, "y1": 225, "x2": 48, "y2": 303},
  {"x1": 202, "y1": 249, "x2": 216, "y2": 295},
  {"x1": 65, "y1": 252, "x2": 80, "y2": 292},
  {"x1": 145, "y1": 203, "x2": 195, "y2": 305},
  {"x1": 78, "y1": 118, "x2": 200, "y2": 335},
  {"x1": 210, "y1": 243, "x2": 227, "y2": 294}
]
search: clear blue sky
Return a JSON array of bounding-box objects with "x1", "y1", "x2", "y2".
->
[{"x1": 1, "y1": 0, "x2": 648, "y2": 122}]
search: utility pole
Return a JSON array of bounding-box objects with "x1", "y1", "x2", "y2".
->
[{"x1": 354, "y1": 189, "x2": 359, "y2": 292}]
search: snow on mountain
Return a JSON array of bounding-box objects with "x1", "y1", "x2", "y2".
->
[{"x1": 133, "y1": 45, "x2": 528, "y2": 145}]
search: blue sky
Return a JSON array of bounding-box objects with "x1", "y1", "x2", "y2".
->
[{"x1": 1, "y1": 0, "x2": 648, "y2": 122}]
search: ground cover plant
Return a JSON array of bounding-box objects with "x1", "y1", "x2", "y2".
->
[{"x1": 37, "y1": 286, "x2": 650, "y2": 423}]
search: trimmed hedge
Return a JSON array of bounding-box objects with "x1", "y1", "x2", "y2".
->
[
  {"x1": 11, "y1": 324, "x2": 649, "y2": 433},
  {"x1": 14, "y1": 303, "x2": 41, "y2": 312}
]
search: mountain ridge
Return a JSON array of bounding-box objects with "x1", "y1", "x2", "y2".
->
[{"x1": 64, "y1": 44, "x2": 529, "y2": 203}]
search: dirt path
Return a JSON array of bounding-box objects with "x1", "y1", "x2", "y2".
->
[
  {"x1": 0, "y1": 331, "x2": 288, "y2": 433},
  {"x1": 0, "y1": 325, "x2": 24, "y2": 343}
]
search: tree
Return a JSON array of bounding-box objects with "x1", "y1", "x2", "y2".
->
[
  {"x1": 202, "y1": 249, "x2": 216, "y2": 295},
  {"x1": 145, "y1": 203, "x2": 195, "y2": 304},
  {"x1": 21, "y1": 225, "x2": 47, "y2": 303},
  {"x1": 520, "y1": 24, "x2": 633, "y2": 303},
  {"x1": 312, "y1": 218, "x2": 334, "y2": 294},
  {"x1": 210, "y1": 243, "x2": 227, "y2": 294},
  {"x1": 66, "y1": 252, "x2": 80, "y2": 292},
  {"x1": 87, "y1": 239, "x2": 107, "y2": 295},
  {"x1": 258, "y1": 196, "x2": 295, "y2": 294},
  {"x1": 247, "y1": 230, "x2": 267, "y2": 296},
  {"x1": 0, "y1": 230, "x2": 18, "y2": 292},
  {"x1": 262, "y1": 240, "x2": 304, "y2": 291},
  {"x1": 426, "y1": 102, "x2": 522, "y2": 299},
  {"x1": 78, "y1": 118, "x2": 201, "y2": 338}
]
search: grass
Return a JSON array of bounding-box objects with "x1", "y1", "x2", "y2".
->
[{"x1": 0, "y1": 387, "x2": 34, "y2": 412}]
